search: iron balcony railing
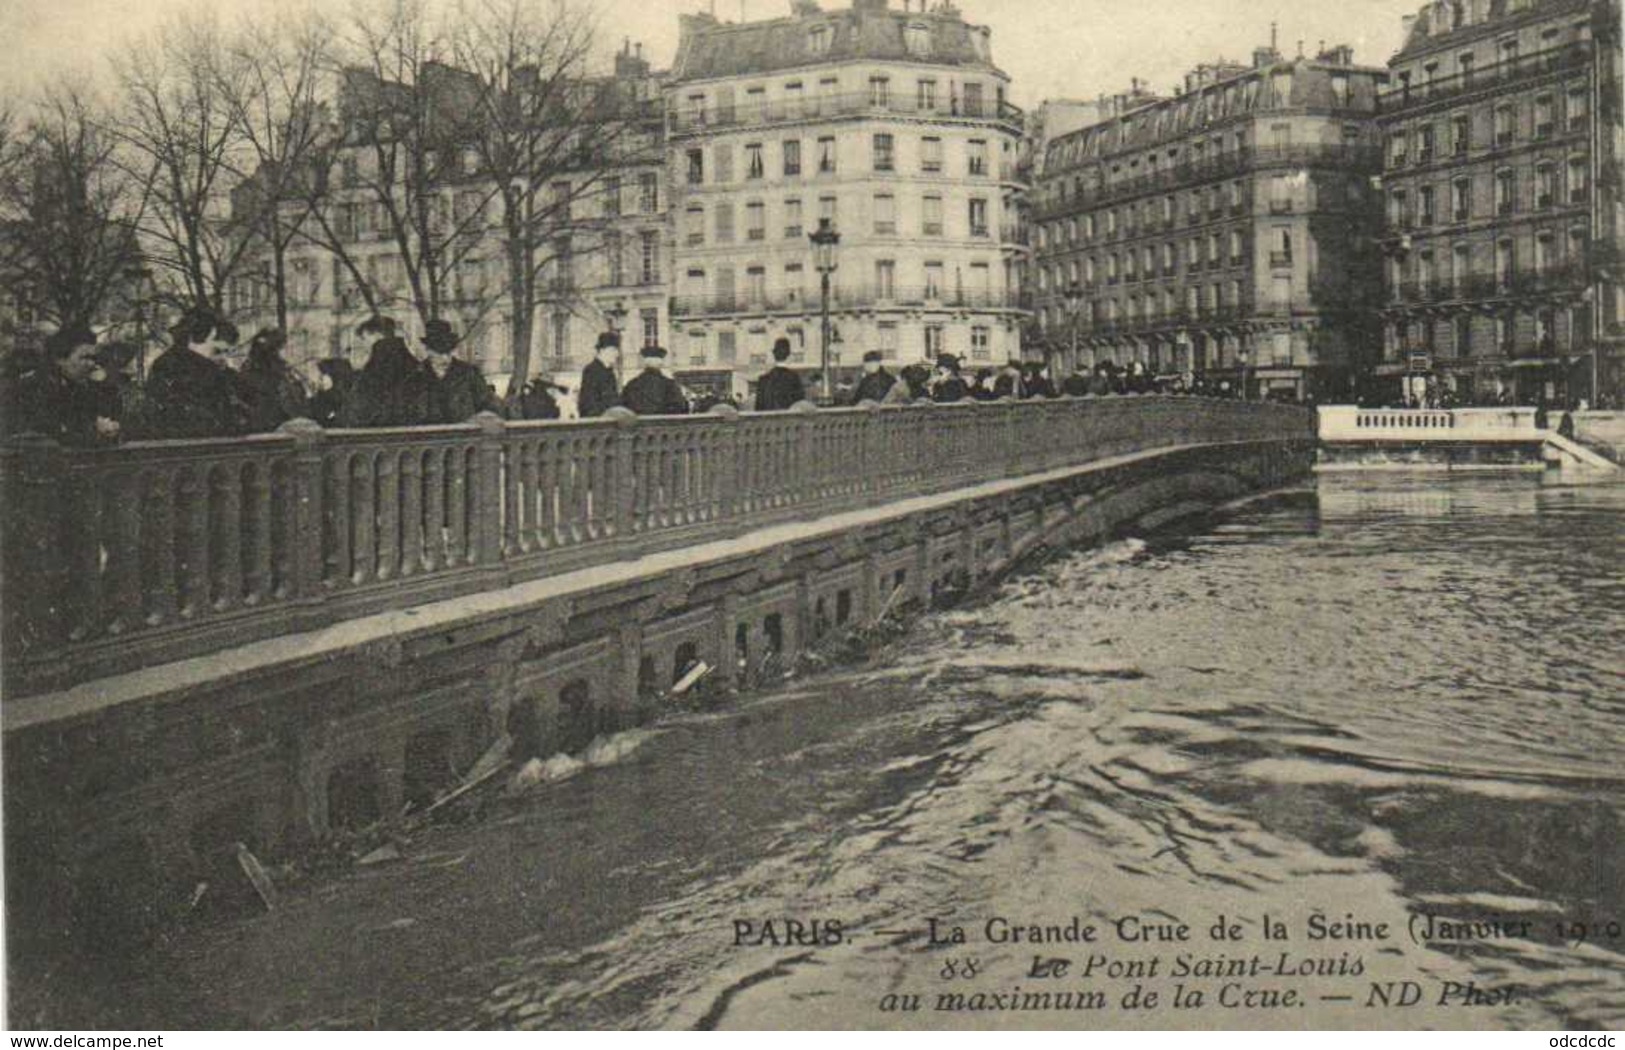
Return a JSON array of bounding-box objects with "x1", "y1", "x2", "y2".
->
[
  {"x1": 670, "y1": 284, "x2": 1030, "y2": 317},
  {"x1": 1378, "y1": 43, "x2": 1593, "y2": 113},
  {"x1": 1034, "y1": 144, "x2": 1381, "y2": 218},
  {"x1": 669, "y1": 91, "x2": 1025, "y2": 134}
]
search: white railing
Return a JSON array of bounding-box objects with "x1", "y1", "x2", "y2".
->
[{"x1": 1319, "y1": 406, "x2": 1541, "y2": 442}]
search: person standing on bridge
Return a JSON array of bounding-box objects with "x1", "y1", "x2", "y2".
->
[
  {"x1": 992, "y1": 359, "x2": 1025, "y2": 400},
  {"x1": 146, "y1": 309, "x2": 249, "y2": 439},
  {"x1": 852, "y1": 350, "x2": 897, "y2": 404},
  {"x1": 754, "y1": 337, "x2": 806, "y2": 411},
  {"x1": 929, "y1": 354, "x2": 969, "y2": 403},
  {"x1": 346, "y1": 316, "x2": 426, "y2": 427},
  {"x1": 237, "y1": 328, "x2": 310, "y2": 432},
  {"x1": 420, "y1": 320, "x2": 499, "y2": 424},
  {"x1": 621, "y1": 345, "x2": 690, "y2": 416},
  {"x1": 8, "y1": 327, "x2": 120, "y2": 446},
  {"x1": 579, "y1": 332, "x2": 622, "y2": 419}
]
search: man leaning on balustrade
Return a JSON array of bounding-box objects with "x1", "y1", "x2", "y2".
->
[{"x1": 5, "y1": 327, "x2": 121, "y2": 447}]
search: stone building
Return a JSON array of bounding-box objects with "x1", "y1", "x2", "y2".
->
[
  {"x1": 228, "y1": 46, "x2": 669, "y2": 394},
  {"x1": 1031, "y1": 43, "x2": 1388, "y2": 400},
  {"x1": 664, "y1": 0, "x2": 1029, "y2": 394},
  {"x1": 1376, "y1": 0, "x2": 1623, "y2": 405}
]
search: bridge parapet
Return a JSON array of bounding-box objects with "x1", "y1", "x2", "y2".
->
[{"x1": 1, "y1": 397, "x2": 1310, "y2": 697}]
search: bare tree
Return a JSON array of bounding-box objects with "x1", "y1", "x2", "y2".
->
[
  {"x1": 113, "y1": 14, "x2": 254, "y2": 314},
  {"x1": 452, "y1": 0, "x2": 659, "y2": 400},
  {"x1": 329, "y1": 0, "x2": 499, "y2": 331},
  {"x1": 0, "y1": 84, "x2": 146, "y2": 334},
  {"x1": 217, "y1": 11, "x2": 338, "y2": 332}
]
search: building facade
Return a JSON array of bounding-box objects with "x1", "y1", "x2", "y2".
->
[
  {"x1": 229, "y1": 47, "x2": 669, "y2": 393},
  {"x1": 1377, "y1": 0, "x2": 1623, "y2": 405},
  {"x1": 665, "y1": 0, "x2": 1028, "y2": 392},
  {"x1": 1031, "y1": 46, "x2": 1388, "y2": 400}
]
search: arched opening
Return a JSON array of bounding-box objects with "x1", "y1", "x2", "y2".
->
[
  {"x1": 507, "y1": 697, "x2": 545, "y2": 760},
  {"x1": 327, "y1": 756, "x2": 382, "y2": 831},
  {"x1": 404, "y1": 727, "x2": 456, "y2": 808},
  {"x1": 638, "y1": 655, "x2": 660, "y2": 699},
  {"x1": 673, "y1": 641, "x2": 700, "y2": 685},
  {"x1": 835, "y1": 589, "x2": 852, "y2": 626},
  {"x1": 559, "y1": 679, "x2": 594, "y2": 754},
  {"x1": 763, "y1": 613, "x2": 784, "y2": 655}
]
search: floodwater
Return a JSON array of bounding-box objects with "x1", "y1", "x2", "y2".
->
[{"x1": 38, "y1": 472, "x2": 1625, "y2": 1030}]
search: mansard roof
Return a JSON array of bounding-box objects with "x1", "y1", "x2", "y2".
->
[
  {"x1": 1393, "y1": 0, "x2": 1599, "y2": 60},
  {"x1": 671, "y1": 4, "x2": 1001, "y2": 84}
]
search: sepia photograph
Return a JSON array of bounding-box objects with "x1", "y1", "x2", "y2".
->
[{"x1": 0, "y1": 0, "x2": 1621, "y2": 1032}]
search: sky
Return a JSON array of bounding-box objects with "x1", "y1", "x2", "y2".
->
[{"x1": 1, "y1": 0, "x2": 1422, "y2": 105}]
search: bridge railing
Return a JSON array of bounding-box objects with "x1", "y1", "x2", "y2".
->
[
  {"x1": 1, "y1": 396, "x2": 1311, "y2": 697},
  {"x1": 1318, "y1": 406, "x2": 1542, "y2": 442}
]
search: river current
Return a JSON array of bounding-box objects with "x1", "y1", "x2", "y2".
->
[{"x1": 55, "y1": 472, "x2": 1625, "y2": 1030}]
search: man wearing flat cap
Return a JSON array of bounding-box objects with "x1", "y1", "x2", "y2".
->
[
  {"x1": 852, "y1": 349, "x2": 897, "y2": 404},
  {"x1": 753, "y1": 336, "x2": 806, "y2": 412},
  {"x1": 420, "y1": 318, "x2": 499, "y2": 424},
  {"x1": 579, "y1": 331, "x2": 622, "y2": 418},
  {"x1": 620, "y1": 344, "x2": 689, "y2": 416}
]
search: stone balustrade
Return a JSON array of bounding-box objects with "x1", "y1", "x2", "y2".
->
[{"x1": 1, "y1": 397, "x2": 1311, "y2": 697}]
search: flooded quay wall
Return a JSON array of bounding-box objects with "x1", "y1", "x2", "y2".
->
[{"x1": 3, "y1": 439, "x2": 1312, "y2": 953}]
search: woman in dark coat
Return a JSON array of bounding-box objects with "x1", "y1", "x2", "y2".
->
[
  {"x1": 309, "y1": 358, "x2": 355, "y2": 428},
  {"x1": 237, "y1": 328, "x2": 309, "y2": 432}
]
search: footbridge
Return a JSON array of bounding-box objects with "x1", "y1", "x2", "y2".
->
[{"x1": 1, "y1": 396, "x2": 1311, "y2": 939}]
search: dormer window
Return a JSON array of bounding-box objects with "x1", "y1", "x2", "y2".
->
[
  {"x1": 808, "y1": 25, "x2": 831, "y2": 55},
  {"x1": 904, "y1": 23, "x2": 930, "y2": 56}
]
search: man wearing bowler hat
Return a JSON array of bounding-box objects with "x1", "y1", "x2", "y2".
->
[
  {"x1": 852, "y1": 349, "x2": 896, "y2": 404},
  {"x1": 753, "y1": 336, "x2": 806, "y2": 412},
  {"x1": 579, "y1": 331, "x2": 622, "y2": 418},
  {"x1": 420, "y1": 318, "x2": 498, "y2": 423},
  {"x1": 620, "y1": 344, "x2": 690, "y2": 416}
]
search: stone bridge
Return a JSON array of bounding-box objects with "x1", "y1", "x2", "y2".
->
[{"x1": 1, "y1": 396, "x2": 1312, "y2": 946}]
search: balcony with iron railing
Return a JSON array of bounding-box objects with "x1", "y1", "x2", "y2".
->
[
  {"x1": 670, "y1": 284, "x2": 1030, "y2": 318},
  {"x1": 669, "y1": 91, "x2": 1025, "y2": 134},
  {"x1": 1379, "y1": 42, "x2": 1593, "y2": 113},
  {"x1": 1034, "y1": 143, "x2": 1380, "y2": 218}
]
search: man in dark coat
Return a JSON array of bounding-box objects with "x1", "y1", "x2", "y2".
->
[
  {"x1": 1023, "y1": 361, "x2": 1058, "y2": 398},
  {"x1": 1060, "y1": 368, "x2": 1092, "y2": 397},
  {"x1": 520, "y1": 377, "x2": 565, "y2": 420},
  {"x1": 621, "y1": 345, "x2": 690, "y2": 416},
  {"x1": 345, "y1": 317, "x2": 427, "y2": 427},
  {"x1": 929, "y1": 353, "x2": 970, "y2": 403},
  {"x1": 309, "y1": 358, "x2": 355, "y2": 428},
  {"x1": 146, "y1": 309, "x2": 249, "y2": 438},
  {"x1": 420, "y1": 319, "x2": 499, "y2": 424},
  {"x1": 852, "y1": 350, "x2": 897, "y2": 403},
  {"x1": 754, "y1": 337, "x2": 806, "y2": 411},
  {"x1": 579, "y1": 331, "x2": 622, "y2": 418},
  {"x1": 8, "y1": 327, "x2": 120, "y2": 446},
  {"x1": 992, "y1": 359, "x2": 1026, "y2": 400}
]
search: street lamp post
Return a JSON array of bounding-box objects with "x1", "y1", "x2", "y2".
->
[
  {"x1": 1063, "y1": 281, "x2": 1084, "y2": 376},
  {"x1": 810, "y1": 218, "x2": 841, "y2": 403}
]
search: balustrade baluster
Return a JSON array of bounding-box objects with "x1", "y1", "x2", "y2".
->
[
  {"x1": 65, "y1": 464, "x2": 102, "y2": 642},
  {"x1": 504, "y1": 443, "x2": 524, "y2": 557},
  {"x1": 325, "y1": 457, "x2": 351, "y2": 587},
  {"x1": 539, "y1": 438, "x2": 560, "y2": 548},
  {"x1": 212, "y1": 465, "x2": 243, "y2": 613},
  {"x1": 106, "y1": 470, "x2": 142, "y2": 633},
  {"x1": 400, "y1": 450, "x2": 423, "y2": 577},
  {"x1": 351, "y1": 454, "x2": 376, "y2": 586},
  {"x1": 422, "y1": 449, "x2": 443, "y2": 572},
  {"x1": 446, "y1": 447, "x2": 468, "y2": 565},
  {"x1": 244, "y1": 462, "x2": 272, "y2": 605},
  {"x1": 178, "y1": 467, "x2": 210, "y2": 618},
  {"x1": 375, "y1": 451, "x2": 400, "y2": 581},
  {"x1": 145, "y1": 469, "x2": 177, "y2": 626}
]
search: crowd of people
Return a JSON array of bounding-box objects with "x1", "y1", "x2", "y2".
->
[{"x1": 2, "y1": 314, "x2": 1253, "y2": 448}]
